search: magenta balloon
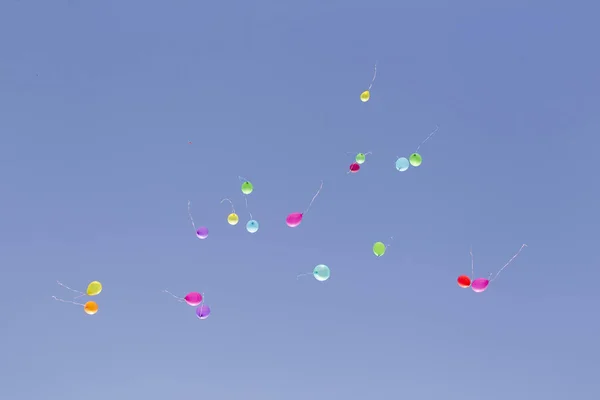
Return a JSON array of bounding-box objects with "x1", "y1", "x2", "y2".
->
[
  {"x1": 196, "y1": 304, "x2": 211, "y2": 319},
  {"x1": 184, "y1": 292, "x2": 203, "y2": 306},
  {"x1": 471, "y1": 278, "x2": 490, "y2": 293},
  {"x1": 286, "y1": 212, "x2": 303, "y2": 228}
]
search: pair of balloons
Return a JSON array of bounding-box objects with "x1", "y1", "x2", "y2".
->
[
  {"x1": 457, "y1": 275, "x2": 489, "y2": 293},
  {"x1": 395, "y1": 153, "x2": 423, "y2": 171},
  {"x1": 84, "y1": 281, "x2": 102, "y2": 315},
  {"x1": 184, "y1": 292, "x2": 211, "y2": 319}
]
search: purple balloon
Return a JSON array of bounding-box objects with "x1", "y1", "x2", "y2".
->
[
  {"x1": 184, "y1": 292, "x2": 202, "y2": 306},
  {"x1": 471, "y1": 278, "x2": 490, "y2": 293},
  {"x1": 195, "y1": 226, "x2": 209, "y2": 239},
  {"x1": 196, "y1": 304, "x2": 211, "y2": 320}
]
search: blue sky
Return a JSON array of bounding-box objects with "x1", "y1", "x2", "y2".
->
[{"x1": 1, "y1": 1, "x2": 599, "y2": 399}]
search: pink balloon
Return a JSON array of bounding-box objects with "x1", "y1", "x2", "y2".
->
[
  {"x1": 471, "y1": 278, "x2": 489, "y2": 293},
  {"x1": 184, "y1": 292, "x2": 203, "y2": 306},
  {"x1": 286, "y1": 212, "x2": 303, "y2": 228}
]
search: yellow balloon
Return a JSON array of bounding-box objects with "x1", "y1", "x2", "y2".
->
[
  {"x1": 360, "y1": 90, "x2": 370, "y2": 102},
  {"x1": 86, "y1": 281, "x2": 102, "y2": 296},
  {"x1": 84, "y1": 301, "x2": 98, "y2": 315},
  {"x1": 227, "y1": 213, "x2": 239, "y2": 225}
]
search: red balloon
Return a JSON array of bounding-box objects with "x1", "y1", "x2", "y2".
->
[
  {"x1": 349, "y1": 163, "x2": 360, "y2": 173},
  {"x1": 457, "y1": 275, "x2": 471, "y2": 288}
]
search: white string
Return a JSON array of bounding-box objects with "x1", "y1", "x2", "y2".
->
[
  {"x1": 52, "y1": 296, "x2": 84, "y2": 306},
  {"x1": 367, "y1": 62, "x2": 377, "y2": 91},
  {"x1": 303, "y1": 180, "x2": 324, "y2": 215},
  {"x1": 187, "y1": 201, "x2": 197, "y2": 231},
  {"x1": 490, "y1": 244, "x2": 528, "y2": 282},
  {"x1": 220, "y1": 198, "x2": 236, "y2": 214},
  {"x1": 415, "y1": 125, "x2": 440, "y2": 152},
  {"x1": 162, "y1": 289, "x2": 185, "y2": 303}
]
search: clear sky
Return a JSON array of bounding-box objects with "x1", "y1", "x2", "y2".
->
[{"x1": 1, "y1": 1, "x2": 599, "y2": 399}]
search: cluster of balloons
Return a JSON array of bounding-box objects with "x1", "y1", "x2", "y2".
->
[
  {"x1": 163, "y1": 290, "x2": 211, "y2": 320},
  {"x1": 52, "y1": 280, "x2": 103, "y2": 315},
  {"x1": 348, "y1": 151, "x2": 372, "y2": 174},
  {"x1": 240, "y1": 178, "x2": 260, "y2": 233}
]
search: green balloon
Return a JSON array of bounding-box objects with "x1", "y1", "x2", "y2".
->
[
  {"x1": 355, "y1": 153, "x2": 366, "y2": 164},
  {"x1": 409, "y1": 153, "x2": 422, "y2": 167},
  {"x1": 241, "y1": 181, "x2": 253, "y2": 195},
  {"x1": 313, "y1": 264, "x2": 330, "y2": 282},
  {"x1": 373, "y1": 241, "x2": 386, "y2": 257}
]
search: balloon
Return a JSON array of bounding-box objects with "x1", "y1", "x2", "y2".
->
[
  {"x1": 84, "y1": 301, "x2": 98, "y2": 315},
  {"x1": 313, "y1": 264, "x2": 330, "y2": 281},
  {"x1": 355, "y1": 153, "x2": 366, "y2": 164},
  {"x1": 246, "y1": 219, "x2": 259, "y2": 233},
  {"x1": 184, "y1": 292, "x2": 203, "y2": 306},
  {"x1": 195, "y1": 227, "x2": 209, "y2": 239},
  {"x1": 286, "y1": 212, "x2": 303, "y2": 228},
  {"x1": 471, "y1": 278, "x2": 489, "y2": 293},
  {"x1": 196, "y1": 304, "x2": 211, "y2": 319},
  {"x1": 227, "y1": 213, "x2": 239, "y2": 225},
  {"x1": 86, "y1": 281, "x2": 102, "y2": 296},
  {"x1": 457, "y1": 275, "x2": 471, "y2": 288},
  {"x1": 395, "y1": 157, "x2": 409, "y2": 172},
  {"x1": 360, "y1": 90, "x2": 370, "y2": 102},
  {"x1": 373, "y1": 241, "x2": 386, "y2": 257},
  {"x1": 409, "y1": 153, "x2": 422, "y2": 167},
  {"x1": 349, "y1": 162, "x2": 360, "y2": 173},
  {"x1": 241, "y1": 181, "x2": 253, "y2": 195}
]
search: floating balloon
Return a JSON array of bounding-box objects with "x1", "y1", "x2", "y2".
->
[
  {"x1": 355, "y1": 153, "x2": 366, "y2": 164},
  {"x1": 187, "y1": 200, "x2": 208, "y2": 239},
  {"x1": 196, "y1": 304, "x2": 211, "y2": 320},
  {"x1": 297, "y1": 264, "x2": 331, "y2": 281},
  {"x1": 460, "y1": 244, "x2": 528, "y2": 293},
  {"x1": 457, "y1": 275, "x2": 471, "y2": 288},
  {"x1": 360, "y1": 63, "x2": 377, "y2": 102},
  {"x1": 239, "y1": 176, "x2": 254, "y2": 195},
  {"x1": 220, "y1": 198, "x2": 239, "y2": 226},
  {"x1": 246, "y1": 219, "x2": 259, "y2": 233},
  {"x1": 184, "y1": 292, "x2": 203, "y2": 306},
  {"x1": 348, "y1": 162, "x2": 360, "y2": 173},
  {"x1": 395, "y1": 157, "x2": 409, "y2": 172},
  {"x1": 409, "y1": 153, "x2": 422, "y2": 167},
  {"x1": 286, "y1": 181, "x2": 324, "y2": 228},
  {"x1": 471, "y1": 278, "x2": 489, "y2": 293},
  {"x1": 86, "y1": 281, "x2": 102, "y2": 296},
  {"x1": 52, "y1": 281, "x2": 102, "y2": 316},
  {"x1": 373, "y1": 238, "x2": 393, "y2": 257},
  {"x1": 84, "y1": 301, "x2": 98, "y2": 315}
]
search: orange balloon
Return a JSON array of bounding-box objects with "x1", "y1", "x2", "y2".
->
[
  {"x1": 84, "y1": 301, "x2": 98, "y2": 315},
  {"x1": 457, "y1": 275, "x2": 471, "y2": 288}
]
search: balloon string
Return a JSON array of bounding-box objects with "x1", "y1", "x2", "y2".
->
[
  {"x1": 296, "y1": 272, "x2": 311, "y2": 280},
  {"x1": 386, "y1": 236, "x2": 394, "y2": 249},
  {"x1": 220, "y1": 198, "x2": 236, "y2": 213},
  {"x1": 52, "y1": 296, "x2": 84, "y2": 306},
  {"x1": 303, "y1": 180, "x2": 324, "y2": 215},
  {"x1": 367, "y1": 62, "x2": 377, "y2": 91},
  {"x1": 162, "y1": 289, "x2": 185, "y2": 303},
  {"x1": 56, "y1": 280, "x2": 85, "y2": 297},
  {"x1": 470, "y1": 246, "x2": 475, "y2": 280},
  {"x1": 238, "y1": 176, "x2": 249, "y2": 182},
  {"x1": 415, "y1": 125, "x2": 440, "y2": 152},
  {"x1": 187, "y1": 201, "x2": 197, "y2": 231},
  {"x1": 490, "y1": 244, "x2": 528, "y2": 282}
]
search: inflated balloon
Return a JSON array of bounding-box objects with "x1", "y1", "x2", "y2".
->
[
  {"x1": 457, "y1": 275, "x2": 471, "y2": 288},
  {"x1": 195, "y1": 227, "x2": 209, "y2": 240},
  {"x1": 184, "y1": 292, "x2": 203, "y2": 307},
  {"x1": 196, "y1": 304, "x2": 211, "y2": 320},
  {"x1": 461, "y1": 244, "x2": 528, "y2": 293},
  {"x1": 220, "y1": 198, "x2": 239, "y2": 226},
  {"x1": 84, "y1": 301, "x2": 98, "y2": 315},
  {"x1": 395, "y1": 157, "x2": 409, "y2": 172},
  {"x1": 360, "y1": 63, "x2": 377, "y2": 102},
  {"x1": 286, "y1": 181, "x2": 324, "y2": 228},
  {"x1": 246, "y1": 219, "x2": 259, "y2": 233},
  {"x1": 409, "y1": 153, "x2": 422, "y2": 167},
  {"x1": 313, "y1": 264, "x2": 330, "y2": 281},
  {"x1": 373, "y1": 241, "x2": 387, "y2": 257},
  {"x1": 286, "y1": 212, "x2": 303, "y2": 228},
  {"x1": 86, "y1": 281, "x2": 102, "y2": 296},
  {"x1": 349, "y1": 162, "x2": 360, "y2": 173},
  {"x1": 239, "y1": 176, "x2": 254, "y2": 195},
  {"x1": 355, "y1": 153, "x2": 366, "y2": 164},
  {"x1": 187, "y1": 201, "x2": 208, "y2": 239}
]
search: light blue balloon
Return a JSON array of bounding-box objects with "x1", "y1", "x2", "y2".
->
[
  {"x1": 246, "y1": 219, "x2": 259, "y2": 233},
  {"x1": 313, "y1": 264, "x2": 330, "y2": 282},
  {"x1": 395, "y1": 157, "x2": 409, "y2": 172}
]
